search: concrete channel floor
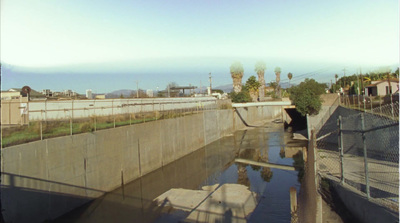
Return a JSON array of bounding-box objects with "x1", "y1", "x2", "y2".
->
[
  {"x1": 322, "y1": 198, "x2": 344, "y2": 223},
  {"x1": 154, "y1": 184, "x2": 257, "y2": 223},
  {"x1": 318, "y1": 149, "x2": 399, "y2": 199}
]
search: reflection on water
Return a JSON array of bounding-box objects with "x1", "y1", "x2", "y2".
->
[{"x1": 54, "y1": 122, "x2": 307, "y2": 223}]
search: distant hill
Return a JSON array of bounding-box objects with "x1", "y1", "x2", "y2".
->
[
  {"x1": 103, "y1": 81, "x2": 306, "y2": 98},
  {"x1": 213, "y1": 84, "x2": 233, "y2": 93}
]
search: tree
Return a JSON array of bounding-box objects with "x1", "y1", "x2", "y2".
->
[
  {"x1": 255, "y1": 61, "x2": 266, "y2": 101},
  {"x1": 260, "y1": 167, "x2": 273, "y2": 182},
  {"x1": 349, "y1": 81, "x2": 360, "y2": 95},
  {"x1": 330, "y1": 83, "x2": 340, "y2": 93},
  {"x1": 267, "y1": 81, "x2": 278, "y2": 98},
  {"x1": 287, "y1": 72, "x2": 293, "y2": 87},
  {"x1": 245, "y1": 76, "x2": 261, "y2": 102},
  {"x1": 274, "y1": 67, "x2": 282, "y2": 98},
  {"x1": 229, "y1": 88, "x2": 251, "y2": 103},
  {"x1": 230, "y1": 61, "x2": 244, "y2": 93},
  {"x1": 268, "y1": 81, "x2": 278, "y2": 90},
  {"x1": 334, "y1": 74, "x2": 338, "y2": 83},
  {"x1": 289, "y1": 78, "x2": 327, "y2": 116}
]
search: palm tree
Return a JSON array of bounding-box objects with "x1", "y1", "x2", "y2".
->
[
  {"x1": 255, "y1": 61, "x2": 266, "y2": 101},
  {"x1": 245, "y1": 76, "x2": 261, "y2": 102},
  {"x1": 260, "y1": 167, "x2": 273, "y2": 182},
  {"x1": 335, "y1": 74, "x2": 338, "y2": 84},
  {"x1": 237, "y1": 164, "x2": 250, "y2": 186},
  {"x1": 230, "y1": 61, "x2": 244, "y2": 93},
  {"x1": 287, "y1": 72, "x2": 293, "y2": 87},
  {"x1": 274, "y1": 67, "x2": 282, "y2": 98}
]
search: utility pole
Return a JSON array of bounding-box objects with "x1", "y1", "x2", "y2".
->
[
  {"x1": 357, "y1": 69, "x2": 360, "y2": 95},
  {"x1": 342, "y1": 68, "x2": 347, "y2": 90},
  {"x1": 209, "y1": 72, "x2": 212, "y2": 93},
  {"x1": 359, "y1": 67, "x2": 363, "y2": 95},
  {"x1": 136, "y1": 81, "x2": 139, "y2": 98}
]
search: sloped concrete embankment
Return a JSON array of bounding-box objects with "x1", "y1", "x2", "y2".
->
[
  {"x1": 307, "y1": 94, "x2": 340, "y2": 138},
  {"x1": 310, "y1": 101, "x2": 399, "y2": 222},
  {"x1": 0, "y1": 105, "x2": 282, "y2": 223}
]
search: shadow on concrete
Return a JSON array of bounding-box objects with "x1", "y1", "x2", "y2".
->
[
  {"x1": 55, "y1": 136, "x2": 240, "y2": 223},
  {"x1": 233, "y1": 108, "x2": 268, "y2": 128},
  {"x1": 344, "y1": 178, "x2": 398, "y2": 199},
  {"x1": 316, "y1": 106, "x2": 399, "y2": 162},
  {"x1": 1, "y1": 172, "x2": 96, "y2": 223},
  {"x1": 285, "y1": 108, "x2": 307, "y2": 132}
]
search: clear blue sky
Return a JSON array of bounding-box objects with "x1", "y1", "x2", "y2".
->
[{"x1": 1, "y1": 0, "x2": 398, "y2": 93}]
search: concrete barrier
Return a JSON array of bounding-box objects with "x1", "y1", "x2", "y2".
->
[{"x1": 1, "y1": 106, "x2": 282, "y2": 223}]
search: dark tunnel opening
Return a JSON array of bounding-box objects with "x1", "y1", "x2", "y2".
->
[{"x1": 284, "y1": 108, "x2": 307, "y2": 132}]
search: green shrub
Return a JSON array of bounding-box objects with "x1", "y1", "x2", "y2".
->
[
  {"x1": 229, "y1": 86, "x2": 252, "y2": 103},
  {"x1": 289, "y1": 78, "x2": 327, "y2": 116}
]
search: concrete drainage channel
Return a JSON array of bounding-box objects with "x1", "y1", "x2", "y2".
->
[
  {"x1": 53, "y1": 120, "x2": 309, "y2": 222},
  {"x1": 1, "y1": 105, "x2": 289, "y2": 223}
]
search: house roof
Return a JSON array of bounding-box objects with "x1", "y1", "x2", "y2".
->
[
  {"x1": 7, "y1": 88, "x2": 44, "y2": 97},
  {"x1": 366, "y1": 78, "x2": 399, "y2": 88}
]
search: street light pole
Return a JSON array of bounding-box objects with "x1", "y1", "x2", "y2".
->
[{"x1": 136, "y1": 81, "x2": 139, "y2": 98}]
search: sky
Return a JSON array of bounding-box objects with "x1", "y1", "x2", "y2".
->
[{"x1": 1, "y1": 0, "x2": 399, "y2": 93}]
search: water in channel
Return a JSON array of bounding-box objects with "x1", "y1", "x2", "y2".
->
[{"x1": 54, "y1": 121, "x2": 307, "y2": 223}]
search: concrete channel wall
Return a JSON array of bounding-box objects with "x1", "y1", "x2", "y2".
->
[
  {"x1": 1, "y1": 105, "x2": 283, "y2": 223},
  {"x1": 307, "y1": 94, "x2": 340, "y2": 137}
]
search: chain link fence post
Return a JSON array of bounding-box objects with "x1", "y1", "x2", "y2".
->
[
  {"x1": 361, "y1": 113, "x2": 370, "y2": 199},
  {"x1": 338, "y1": 115, "x2": 344, "y2": 184},
  {"x1": 93, "y1": 99, "x2": 96, "y2": 132},
  {"x1": 370, "y1": 97, "x2": 373, "y2": 113},
  {"x1": 70, "y1": 116, "x2": 72, "y2": 136},
  {"x1": 40, "y1": 121, "x2": 43, "y2": 140},
  {"x1": 391, "y1": 95, "x2": 394, "y2": 118},
  {"x1": 71, "y1": 100, "x2": 74, "y2": 134},
  {"x1": 363, "y1": 95, "x2": 366, "y2": 112}
]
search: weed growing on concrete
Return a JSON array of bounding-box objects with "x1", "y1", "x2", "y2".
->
[{"x1": 1, "y1": 109, "x2": 203, "y2": 148}]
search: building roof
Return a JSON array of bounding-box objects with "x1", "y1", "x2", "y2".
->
[
  {"x1": 7, "y1": 88, "x2": 45, "y2": 98},
  {"x1": 366, "y1": 78, "x2": 399, "y2": 88}
]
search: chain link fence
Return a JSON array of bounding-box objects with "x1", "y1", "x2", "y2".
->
[
  {"x1": 1, "y1": 98, "x2": 221, "y2": 148},
  {"x1": 316, "y1": 101, "x2": 399, "y2": 208},
  {"x1": 340, "y1": 94, "x2": 399, "y2": 113}
]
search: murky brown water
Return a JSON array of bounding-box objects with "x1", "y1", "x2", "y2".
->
[{"x1": 54, "y1": 121, "x2": 308, "y2": 223}]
